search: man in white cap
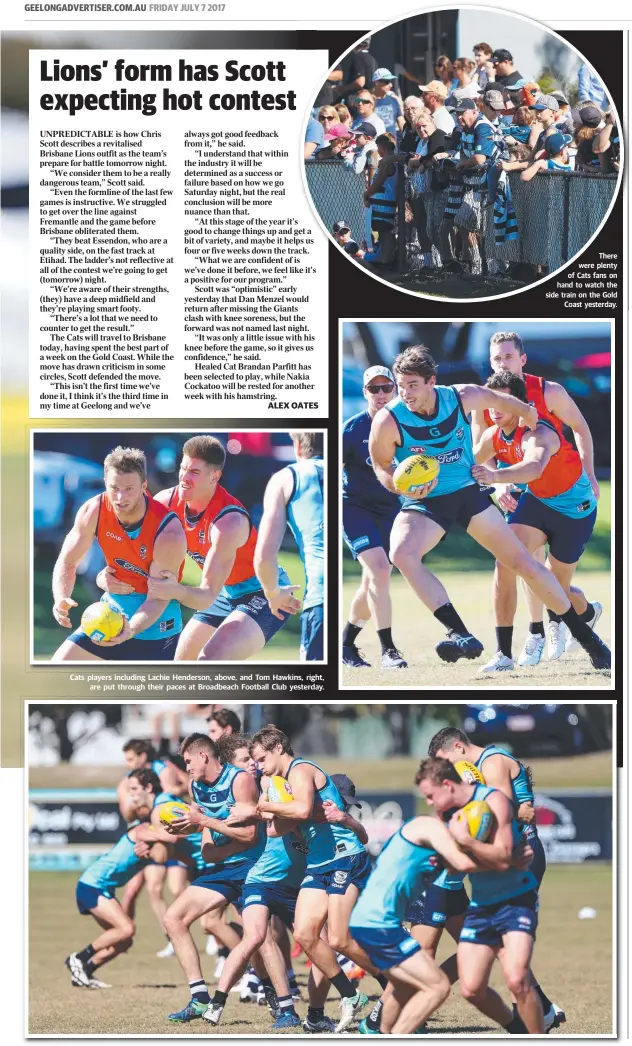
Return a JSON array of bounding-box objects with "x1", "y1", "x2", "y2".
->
[
  {"x1": 342, "y1": 365, "x2": 407, "y2": 670},
  {"x1": 372, "y1": 68, "x2": 405, "y2": 136},
  {"x1": 417, "y1": 80, "x2": 455, "y2": 135}
]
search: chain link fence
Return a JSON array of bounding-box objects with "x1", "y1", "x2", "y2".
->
[{"x1": 306, "y1": 160, "x2": 618, "y2": 275}]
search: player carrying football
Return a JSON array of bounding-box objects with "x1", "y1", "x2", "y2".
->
[
  {"x1": 369, "y1": 345, "x2": 610, "y2": 669},
  {"x1": 51, "y1": 447, "x2": 186, "y2": 661}
]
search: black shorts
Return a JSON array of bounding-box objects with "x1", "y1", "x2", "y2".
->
[
  {"x1": 68, "y1": 632, "x2": 179, "y2": 661},
  {"x1": 509, "y1": 492, "x2": 597, "y2": 564},
  {"x1": 401, "y1": 484, "x2": 495, "y2": 535},
  {"x1": 343, "y1": 502, "x2": 398, "y2": 560}
]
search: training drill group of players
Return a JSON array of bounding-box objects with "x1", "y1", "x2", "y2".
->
[
  {"x1": 65, "y1": 714, "x2": 567, "y2": 1035},
  {"x1": 342, "y1": 332, "x2": 610, "y2": 675},
  {"x1": 50, "y1": 432, "x2": 324, "y2": 663}
]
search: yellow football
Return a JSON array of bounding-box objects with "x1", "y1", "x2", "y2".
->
[
  {"x1": 393, "y1": 454, "x2": 440, "y2": 494},
  {"x1": 267, "y1": 776, "x2": 293, "y2": 803},
  {"x1": 454, "y1": 760, "x2": 485, "y2": 785},
  {"x1": 158, "y1": 800, "x2": 197, "y2": 835},
  {"x1": 455, "y1": 800, "x2": 494, "y2": 841},
  {"x1": 81, "y1": 601, "x2": 124, "y2": 641}
]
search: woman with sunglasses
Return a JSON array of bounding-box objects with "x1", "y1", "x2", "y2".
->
[{"x1": 342, "y1": 366, "x2": 407, "y2": 671}]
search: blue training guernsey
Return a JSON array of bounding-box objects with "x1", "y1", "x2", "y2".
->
[
  {"x1": 467, "y1": 783, "x2": 538, "y2": 906},
  {"x1": 286, "y1": 458, "x2": 324, "y2": 610},
  {"x1": 245, "y1": 830, "x2": 308, "y2": 890},
  {"x1": 387, "y1": 387, "x2": 476, "y2": 497},
  {"x1": 342, "y1": 410, "x2": 402, "y2": 517},
  {"x1": 79, "y1": 830, "x2": 147, "y2": 891},
  {"x1": 350, "y1": 823, "x2": 443, "y2": 930},
  {"x1": 475, "y1": 744, "x2": 538, "y2": 845},
  {"x1": 192, "y1": 764, "x2": 265, "y2": 867},
  {"x1": 434, "y1": 867, "x2": 466, "y2": 891},
  {"x1": 286, "y1": 757, "x2": 366, "y2": 869}
]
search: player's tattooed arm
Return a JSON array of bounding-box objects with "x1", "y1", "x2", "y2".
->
[
  {"x1": 258, "y1": 763, "x2": 316, "y2": 821},
  {"x1": 52, "y1": 497, "x2": 100, "y2": 627},
  {"x1": 255, "y1": 469, "x2": 302, "y2": 618},
  {"x1": 148, "y1": 511, "x2": 250, "y2": 611},
  {"x1": 544, "y1": 381, "x2": 599, "y2": 499}
]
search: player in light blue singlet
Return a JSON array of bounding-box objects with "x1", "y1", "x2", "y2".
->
[
  {"x1": 160, "y1": 733, "x2": 264, "y2": 1024},
  {"x1": 350, "y1": 759, "x2": 518, "y2": 1037},
  {"x1": 250, "y1": 725, "x2": 373, "y2": 1033},
  {"x1": 418, "y1": 754, "x2": 547, "y2": 1034},
  {"x1": 254, "y1": 432, "x2": 325, "y2": 661},
  {"x1": 370, "y1": 345, "x2": 612, "y2": 669},
  {"x1": 65, "y1": 768, "x2": 169, "y2": 990},
  {"x1": 428, "y1": 726, "x2": 565, "y2": 1030}
]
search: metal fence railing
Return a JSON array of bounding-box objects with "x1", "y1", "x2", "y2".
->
[{"x1": 306, "y1": 160, "x2": 618, "y2": 275}]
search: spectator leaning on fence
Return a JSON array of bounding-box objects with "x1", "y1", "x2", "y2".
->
[
  {"x1": 364, "y1": 133, "x2": 399, "y2": 266},
  {"x1": 352, "y1": 91, "x2": 386, "y2": 137},
  {"x1": 550, "y1": 91, "x2": 574, "y2": 135},
  {"x1": 418, "y1": 80, "x2": 455, "y2": 135},
  {"x1": 521, "y1": 131, "x2": 573, "y2": 181},
  {"x1": 344, "y1": 122, "x2": 379, "y2": 176},
  {"x1": 593, "y1": 108, "x2": 620, "y2": 174},
  {"x1": 527, "y1": 94, "x2": 561, "y2": 157},
  {"x1": 577, "y1": 62, "x2": 608, "y2": 108},
  {"x1": 314, "y1": 123, "x2": 353, "y2": 161},
  {"x1": 372, "y1": 68, "x2": 405, "y2": 136},
  {"x1": 304, "y1": 115, "x2": 324, "y2": 160}
]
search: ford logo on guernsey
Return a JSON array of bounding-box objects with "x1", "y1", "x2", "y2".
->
[{"x1": 435, "y1": 449, "x2": 463, "y2": 465}]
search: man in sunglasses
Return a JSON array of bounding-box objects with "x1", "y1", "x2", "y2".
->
[
  {"x1": 487, "y1": 49, "x2": 525, "y2": 93},
  {"x1": 342, "y1": 366, "x2": 407, "y2": 670},
  {"x1": 351, "y1": 92, "x2": 386, "y2": 138}
]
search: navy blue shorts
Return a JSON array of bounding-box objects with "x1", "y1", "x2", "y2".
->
[
  {"x1": 460, "y1": 890, "x2": 538, "y2": 948},
  {"x1": 193, "y1": 581, "x2": 290, "y2": 644},
  {"x1": 76, "y1": 881, "x2": 113, "y2": 914},
  {"x1": 350, "y1": 925, "x2": 422, "y2": 971},
  {"x1": 401, "y1": 484, "x2": 495, "y2": 534},
  {"x1": 527, "y1": 831, "x2": 546, "y2": 886},
  {"x1": 510, "y1": 491, "x2": 597, "y2": 564},
  {"x1": 343, "y1": 503, "x2": 397, "y2": 559},
  {"x1": 301, "y1": 604, "x2": 324, "y2": 661},
  {"x1": 408, "y1": 884, "x2": 469, "y2": 927},
  {"x1": 192, "y1": 862, "x2": 250, "y2": 904},
  {"x1": 241, "y1": 882, "x2": 299, "y2": 928},
  {"x1": 301, "y1": 851, "x2": 372, "y2": 895},
  {"x1": 68, "y1": 632, "x2": 179, "y2": 661}
]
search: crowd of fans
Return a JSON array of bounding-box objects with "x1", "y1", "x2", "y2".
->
[{"x1": 305, "y1": 38, "x2": 620, "y2": 277}]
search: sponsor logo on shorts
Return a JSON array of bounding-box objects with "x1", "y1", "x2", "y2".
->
[
  {"x1": 351, "y1": 536, "x2": 370, "y2": 551},
  {"x1": 435, "y1": 449, "x2": 463, "y2": 465},
  {"x1": 249, "y1": 596, "x2": 268, "y2": 612},
  {"x1": 432, "y1": 912, "x2": 446, "y2": 924},
  {"x1": 159, "y1": 618, "x2": 175, "y2": 633},
  {"x1": 460, "y1": 927, "x2": 477, "y2": 940},
  {"x1": 244, "y1": 894, "x2": 263, "y2": 905},
  {"x1": 399, "y1": 935, "x2": 418, "y2": 954},
  {"x1": 333, "y1": 870, "x2": 349, "y2": 886},
  {"x1": 518, "y1": 915, "x2": 533, "y2": 928}
]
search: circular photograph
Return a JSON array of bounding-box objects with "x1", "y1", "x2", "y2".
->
[{"x1": 304, "y1": 7, "x2": 622, "y2": 300}]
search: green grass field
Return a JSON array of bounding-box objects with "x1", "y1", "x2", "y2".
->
[
  {"x1": 28, "y1": 864, "x2": 613, "y2": 1036},
  {"x1": 342, "y1": 571, "x2": 612, "y2": 690}
]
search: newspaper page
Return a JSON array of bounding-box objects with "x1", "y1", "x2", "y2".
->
[{"x1": 0, "y1": 0, "x2": 627, "y2": 1041}]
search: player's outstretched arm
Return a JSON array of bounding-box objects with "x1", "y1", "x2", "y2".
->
[
  {"x1": 369, "y1": 408, "x2": 400, "y2": 493},
  {"x1": 149, "y1": 511, "x2": 250, "y2": 612},
  {"x1": 52, "y1": 498, "x2": 100, "y2": 627},
  {"x1": 457, "y1": 384, "x2": 538, "y2": 430},
  {"x1": 472, "y1": 427, "x2": 556, "y2": 488},
  {"x1": 544, "y1": 381, "x2": 599, "y2": 498},
  {"x1": 258, "y1": 762, "x2": 316, "y2": 821}
]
